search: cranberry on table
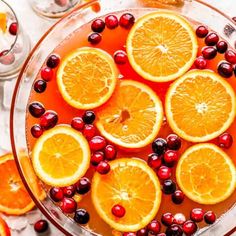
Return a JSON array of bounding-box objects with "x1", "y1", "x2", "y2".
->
[
  {"x1": 0, "y1": 50, "x2": 15, "y2": 65},
  {"x1": 161, "y1": 212, "x2": 174, "y2": 226},
  {"x1": 29, "y1": 102, "x2": 45, "y2": 118},
  {"x1": 40, "y1": 111, "x2": 58, "y2": 130},
  {"x1": 216, "y1": 41, "x2": 228, "y2": 54},
  {"x1": 91, "y1": 19, "x2": 106, "y2": 33},
  {"x1": 46, "y1": 54, "x2": 60, "y2": 68},
  {"x1": 173, "y1": 213, "x2": 186, "y2": 225},
  {"x1": 205, "y1": 33, "x2": 219, "y2": 46},
  {"x1": 217, "y1": 62, "x2": 233, "y2": 78},
  {"x1": 190, "y1": 208, "x2": 204, "y2": 222},
  {"x1": 137, "y1": 228, "x2": 148, "y2": 236},
  {"x1": 9, "y1": 22, "x2": 18, "y2": 35},
  {"x1": 119, "y1": 13, "x2": 135, "y2": 29},
  {"x1": 166, "y1": 134, "x2": 181, "y2": 150},
  {"x1": 31, "y1": 125, "x2": 43, "y2": 138},
  {"x1": 60, "y1": 197, "x2": 77, "y2": 214},
  {"x1": 83, "y1": 124, "x2": 96, "y2": 140},
  {"x1": 152, "y1": 138, "x2": 167, "y2": 155},
  {"x1": 112, "y1": 204, "x2": 126, "y2": 218},
  {"x1": 63, "y1": 185, "x2": 76, "y2": 198},
  {"x1": 34, "y1": 80, "x2": 47, "y2": 93},
  {"x1": 147, "y1": 220, "x2": 161, "y2": 234},
  {"x1": 148, "y1": 153, "x2": 162, "y2": 169},
  {"x1": 82, "y1": 111, "x2": 96, "y2": 124},
  {"x1": 163, "y1": 150, "x2": 178, "y2": 167},
  {"x1": 41, "y1": 67, "x2": 54, "y2": 81},
  {"x1": 194, "y1": 56, "x2": 207, "y2": 69},
  {"x1": 162, "y1": 179, "x2": 176, "y2": 195},
  {"x1": 49, "y1": 187, "x2": 64, "y2": 202},
  {"x1": 105, "y1": 15, "x2": 119, "y2": 29},
  {"x1": 91, "y1": 151, "x2": 104, "y2": 166},
  {"x1": 218, "y1": 132, "x2": 233, "y2": 149},
  {"x1": 71, "y1": 117, "x2": 85, "y2": 131},
  {"x1": 204, "y1": 211, "x2": 216, "y2": 224},
  {"x1": 34, "y1": 219, "x2": 49, "y2": 233},
  {"x1": 196, "y1": 25, "x2": 208, "y2": 38},
  {"x1": 182, "y1": 220, "x2": 198, "y2": 236},
  {"x1": 114, "y1": 50, "x2": 127, "y2": 65},
  {"x1": 157, "y1": 166, "x2": 171, "y2": 180},
  {"x1": 202, "y1": 46, "x2": 217, "y2": 60},
  {"x1": 89, "y1": 136, "x2": 107, "y2": 151},
  {"x1": 225, "y1": 50, "x2": 236, "y2": 64},
  {"x1": 172, "y1": 190, "x2": 185, "y2": 204},
  {"x1": 76, "y1": 177, "x2": 91, "y2": 195},
  {"x1": 96, "y1": 160, "x2": 110, "y2": 174},
  {"x1": 104, "y1": 144, "x2": 117, "y2": 160},
  {"x1": 74, "y1": 209, "x2": 90, "y2": 224},
  {"x1": 166, "y1": 224, "x2": 183, "y2": 236},
  {"x1": 88, "y1": 33, "x2": 102, "y2": 44}
]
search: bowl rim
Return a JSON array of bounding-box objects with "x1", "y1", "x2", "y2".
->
[{"x1": 10, "y1": 0, "x2": 236, "y2": 235}]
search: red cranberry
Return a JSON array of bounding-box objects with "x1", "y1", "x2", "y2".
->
[
  {"x1": 91, "y1": 19, "x2": 105, "y2": 33},
  {"x1": 41, "y1": 67, "x2": 54, "y2": 81},
  {"x1": 152, "y1": 138, "x2": 167, "y2": 155},
  {"x1": 96, "y1": 161, "x2": 110, "y2": 174},
  {"x1": 34, "y1": 80, "x2": 47, "y2": 93},
  {"x1": 194, "y1": 56, "x2": 207, "y2": 69},
  {"x1": 74, "y1": 209, "x2": 90, "y2": 224},
  {"x1": 147, "y1": 220, "x2": 161, "y2": 234},
  {"x1": 225, "y1": 50, "x2": 236, "y2": 64},
  {"x1": 205, "y1": 33, "x2": 219, "y2": 46},
  {"x1": 204, "y1": 211, "x2": 216, "y2": 224},
  {"x1": 31, "y1": 125, "x2": 43, "y2": 138},
  {"x1": 166, "y1": 134, "x2": 181, "y2": 150},
  {"x1": 63, "y1": 185, "x2": 76, "y2": 198},
  {"x1": 148, "y1": 153, "x2": 162, "y2": 169},
  {"x1": 216, "y1": 41, "x2": 228, "y2": 54},
  {"x1": 218, "y1": 132, "x2": 233, "y2": 148},
  {"x1": 161, "y1": 213, "x2": 174, "y2": 226},
  {"x1": 137, "y1": 228, "x2": 148, "y2": 236},
  {"x1": 40, "y1": 111, "x2": 58, "y2": 130},
  {"x1": 172, "y1": 190, "x2": 185, "y2": 204},
  {"x1": 29, "y1": 102, "x2": 45, "y2": 118},
  {"x1": 83, "y1": 124, "x2": 96, "y2": 140},
  {"x1": 82, "y1": 111, "x2": 96, "y2": 124},
  {"x1": 123, "y1": 233, "x2": 136, "y2": 236},
  {"x1": 60, "y1": 197, "x2": 77, "y2": 214},
  {"x1": 49, "y1": 187, "x2": 64, "y2": 202},
  {"x1": 9, "y1": 22, "x2": 18, "y2": 35},
  {"x1": 46, "y1": 54, "x2": 60, "y2": 68},
  {"x1": 104, "y1": 145, "x2": 117, "y2": 160},
  {"x1": 112, "y1": 204, "x2": 126, "y2": 218},
  {"x1": 89, "y1": 136, "x2": 106, "y2": 151},
  {"x1": 196, "y1": 26, "x2": 208, "y2": 38},
  {"x1": 71, "y1": 117, "x2": 84, "y2": 131},
  {"x1": 182, "y1": 220, "x2": 197, "y2": 236},
  {"x1": 34, "y1": 220, "x2": 49, "y2": 233},
  {"x1": 164, "y1": 150, "x2": 178, "y2": 167},
  {"x1": 105, "y1": 15, "x2": 118, "y2": 29},
  {"x1": 119, "y1": 13, "x2": 135, "y2": 29},
  {"x1": 162, "y1": 179, "x2": 176, "y2": 195},
  {"x1": 114, "y1": 50, "x2": 127, "y2": 65},
  {"x1": 217, "y1": 62, "x2": 233, "y2": 78},
  {"x1": 88, "y1": 33, "x2": 102, "y2": 44},
  {"x1": 157, "y1": 166, "x2": 171, "y2": 180},
  {"x1": 190, "y1": 208, "x2": 204, "y2": 222},
  {"x1": 76, "y1": 177, "x2": 91, "y2": 195},
  {"x1": 166, "y1": 224, "x2": 183, "y2": 236},
  {"x1": 202, "y1": 46, "x2": 217, "y2": 60},
  {"x1": 91, "y1": 151, "x2": 104, "y2": 166},
  {"x1": 54, "y1": 0, "x2": 69, "y2": 7},
  {"x1": 0, "y1": 50, "x2": 15, "y2": 65},
  {"x1": 173, "y1": 213, "x2": 186, "y2": 225}
]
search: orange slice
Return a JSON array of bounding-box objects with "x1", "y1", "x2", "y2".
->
[
  {"x1": 92, "y1": 158, "x2": 161, "y2": 232},
  {"x1": 166, "y1": 70, "x2": 236, "y2": 142},
  {"x1": 96, "y1": 80, "x2": 163, "y2": 148},
  {"x1": 176, "y1": 143, "x2": 236, "y2": 204},
  {"x1": 57, "y1": 47, "x2": 118, "y2": 109},
  {"x1": 0, "y1": 216, "x2": 11, "y2": 236},
  {"x1": 126, "y1": 11, "x2": 198, "y2": 82},
  {"x1": 0, "y1": 13, "x2": 7, "y2": 33},
  {"x1": 32, "y1": 126, "x2": 90, "y2": 187}
]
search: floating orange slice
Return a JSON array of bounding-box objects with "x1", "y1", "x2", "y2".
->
[
  {"x1": 32, "y1": 126, "x2": 90, "y2": 187},
  {"x1": 176, "y1": 143, "x2": 236, "y2": 204},
  {"x1": 0, "y1": 13, "x2": 7, "y2": 33},
  {"x1": 96, "y1": 80, "x2": 163, "y2": 149},
  {"x1": 166, "y1": 70, "x2": 236, "y2": 142},
  {"x1": 57, "y1": 47, "x2": 118, "y2": 109},
  {"x1": 126, "y1": 11, "x2": 198, "y2": 82},
  {"x1": 0, "y1": 216, "x2": 11, "y2": 236},
  {"x1": 92, "y1": 158, "x2": 161, "y2": 232}
]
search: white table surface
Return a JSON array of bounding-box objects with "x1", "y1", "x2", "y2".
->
[{"x1": 0, "y1": 0, "x2": 235, "y2": 235}]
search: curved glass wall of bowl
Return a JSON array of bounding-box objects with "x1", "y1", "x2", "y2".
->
[
  {"x1": 10, "y1": 0, "x2": 236, "y2": 236},
  {"x1": 29, "y1": 0, "x2": 82, "y2": 19}
]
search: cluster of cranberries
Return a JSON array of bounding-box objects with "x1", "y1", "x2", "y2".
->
[{"x1": 195, "y1": 25, "x2": 236, "y2": 78}]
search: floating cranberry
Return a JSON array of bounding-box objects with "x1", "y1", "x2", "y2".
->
[
  {"x1": 194, "y1": 56, "x2": 207, "y2": 69},
  {"x1": 82, "y1": 111, "x2": 96, "y2": 124},
  {"x1": 173, "y1": 213, "x2": 186, "y2": 225},
  {"x1": 49, "y1": 187, "x2": 64, "y2": 202},
  {"x1": 76, "y1": 177, "x2": 91, "y2": 195},
  {"x1": 148, "y1": 153, "x2": 162, "y2": 169},
  {"x1": 172, "y1": 190, "x2": 185, "y2": 204},
  {"x1": 31, "y1": 125, "x2": 43, "y2": 138},
  {"x1": 34, "y1": 80, "x2": 47, "y2": 93},
  {"x1": 96, "y1": 161, "x2": 110, "y2": 174},
  {"x1": 217, "y1": 62, "x2": 233, "y2": 78},
  {"x1": 182, "y1": 220, "x2": 197, "y2": 236},
  {"x1": 161, "y1": 213, "x2": 174, "y2": 226},
  {"x1": 63, "y1": 185, "x2": 76, "y2": 198},
  {"x1": 104, "y1": 145, "x2": 117, "y2": 160},
  {"x1": 162, "y1": 179, "x2": 176, "y2": 195},
  {"x1": 60, "y1": 197, "x2": 77, "y2": 214},
  {"x1": 137, "y1": 228, "x2": 148, "y2": 236},
  {"x1": 89, "y1": 136, "x2": 106, "y2": 151},
  {"x1": 41, "y1": 67, "x2": 54, "y2": 82},
  {"x1": 152, "y1": 138, "x2": 167, "y2": 155},
  {"x1": 202, "y1": 46, "x2": 217, "y2": 60},
  {"x1": 88, "y1": 33, "x2": 102, "y2": 44},
  {"x1": 216, "y1": 41, "x2": 228, "y2": 54},
  {"x1": 166, "y1": 134, "x2": 181, "y2": 150},
  {"x1": 112, "y1": 204, "x2": 126, "y2": 218},
  {"x1": 119, "y1": 13, "x2": 135, "y2": 29},
  {"x1": 29, "y1": 102, "x2": 45, "y2": 118},
  {"x1": 74, "y1": 209, "x2": 90, "y2": 224},
  {"x1": 46, "y1": 54, "x2": 60, "y2": 68},
  {"x1": 147, "y1": 220, "x2": 161, "y2": 234},
  {"x1": 83, "y1": 124, "x2": 96, "y2": 140},
  {"x1": 71, "y1": 117, "x2": 84, "y2": 131},
  {"x1": 40, "y1": 111, "x2": 58, "y2": 130},
  {"x1": 196, "y1": 26, "x2": 208, "y2": 38},
  {"x1": 166, "y1": 224, "x2": 183, "y2": 236},
  {"x1": 34, "y1": 219, "x2": 49, "y2": 233},
  {"x1": 123, "y1": 233, "x2": 136, "y2": 236},
  {"x1": 163, "y1": 150, "x2": 178, "y2": 167},
  {"x1": 114, "y1": 50, "x2": 127, "y2": 65},
  {"x1": 0, "y1": 50, "x2": 15, "y2": 65},
  {"x1": 9, "y1": 22, "x2": 18, "y2": 35},
  {"x1": 218, "y1": 132, "x2": 233, "y2": 149},
  {"x1": 204, "y1": 211, "x2": 216, "y2": 224},
  {"x1": 105, "y1": 15, "x2": 118, "y2": 29},
  {"x1": 91, "y1": 152, "x2": 104, "y2": 166},
  {"x1": 225, "y1": 50, "x2": 236, "y2": 64},
  {"x1": 205, "y1": 33, "x2": 219, "y2": 46},
  {"x1": 91, "y1": 19, "x2": 105, "y2": 33},
  {"x1": 190, "y1": 208, "x2": 204, "y2": 222},
  {"x1": 157, "y1": 166, "x2": 171, "y2": 180}
]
